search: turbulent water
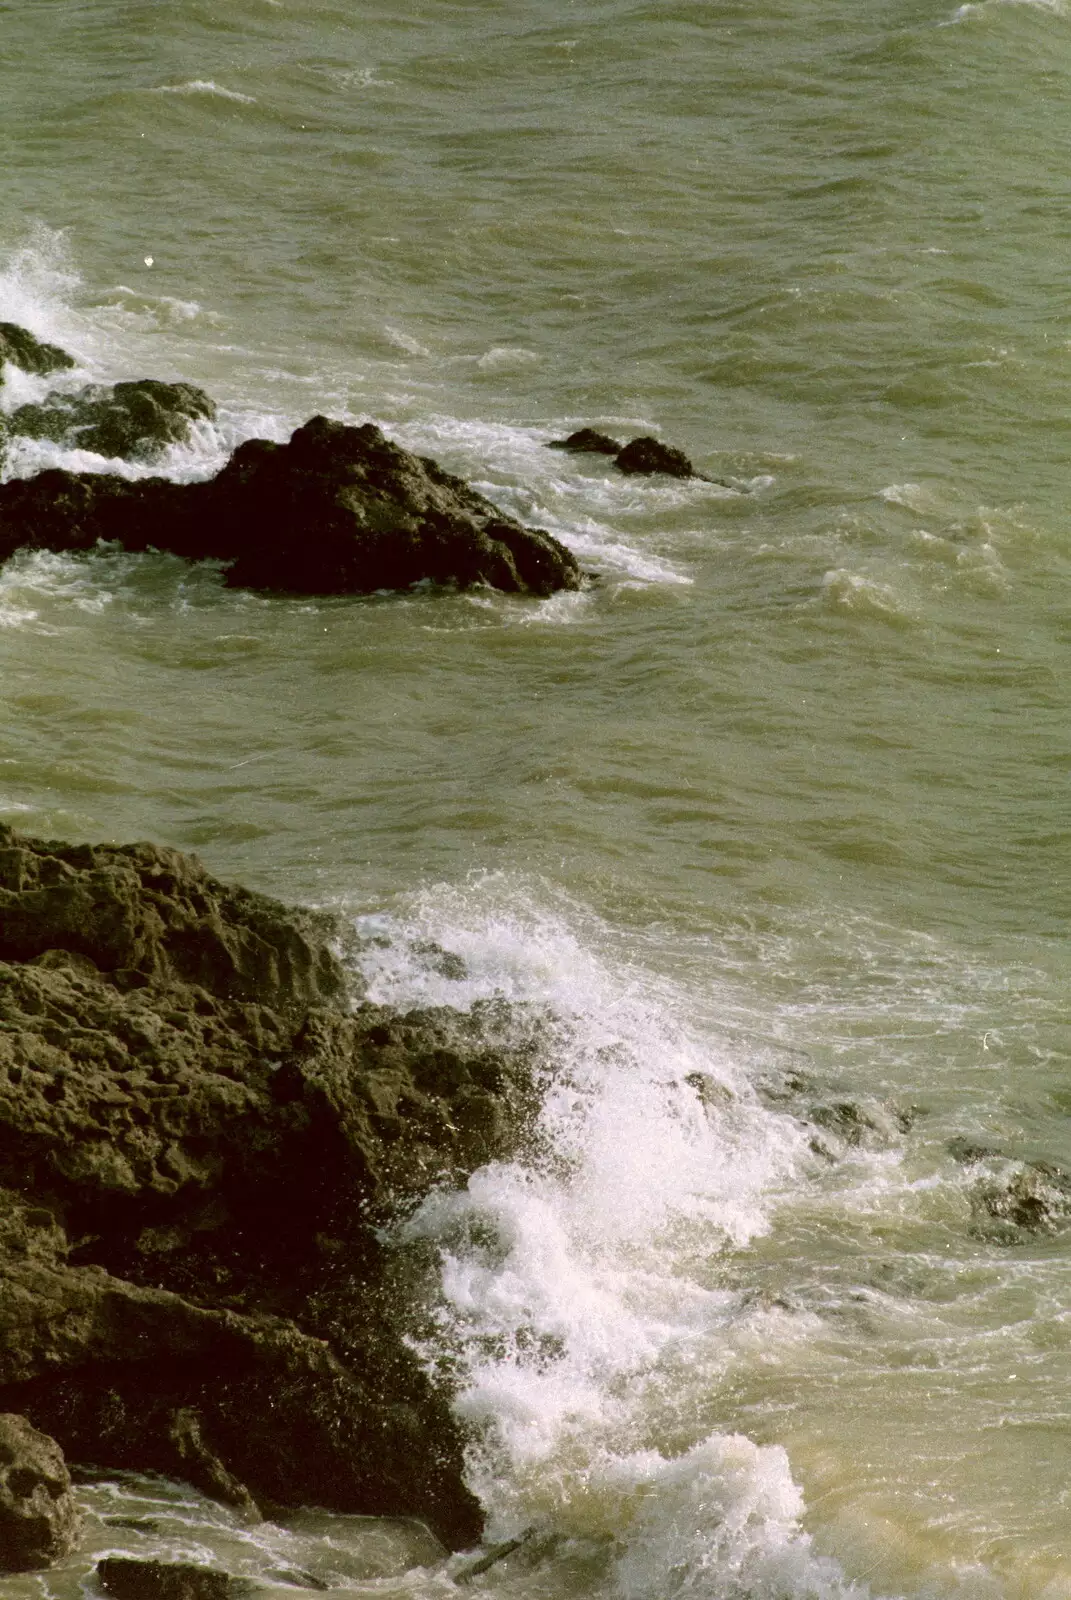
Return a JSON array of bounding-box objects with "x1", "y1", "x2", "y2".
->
[{"x1": 3, "y1": 0, "x2": 1071, "y2": 1594}]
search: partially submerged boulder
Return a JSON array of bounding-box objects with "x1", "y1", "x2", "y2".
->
[
  {"x1": 970, "y1": 1158, "x2": 1071, "y2": 1240},
  {"x1": 547, "y1": 428, "x2": 621, "y2": 456},
  {"x1": 546, "y1": 426, "x2": 719, "y2": 482},
  {"x1": 0, "y1": 323, "x2": 75, "y2": 384},
  {"x1": 9, "y1": 380, "x2": 216, "y2": 461},
  {"x1": 0, "y1": 416, "x2": 582, "y2": 597},
  {"x1": 614, "y1": 435, "x2": 697, "y2": 478},
  {"x1": 0, "y1": 1412, "x2": 81, "y2": 1572},
  {"x1": 0, "y1": 825, "x2": 543, "y2": 1546}
]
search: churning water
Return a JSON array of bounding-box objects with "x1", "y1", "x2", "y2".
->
[{"x1": 3, "y1": 1, "x2": 1071, "y2": 1594}]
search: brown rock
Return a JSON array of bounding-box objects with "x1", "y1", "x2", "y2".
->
[
  {"x1": 0, "y1": 1412, "x2": 81, "y2": 1572},
  {"x1": 0, "y1": 324, "x2": 75, "y2": 383}
]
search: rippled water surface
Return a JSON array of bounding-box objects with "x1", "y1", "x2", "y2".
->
[{"x1": 3, "y1": 1, "x2": 1071, "y2": 1595}]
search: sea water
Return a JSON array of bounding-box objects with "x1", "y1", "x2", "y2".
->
[{"x1": 2, "y1": 1, "x2": 1071, "y2": 1594}]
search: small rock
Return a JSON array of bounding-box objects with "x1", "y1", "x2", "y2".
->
[
  {"x1": 0, "y1": 323, "x2": 75, "y2": 382},
  {"x1": 10, "y1": 380, "x2": 216, "y2": 462},
  {"x1": 614, "y1": 435, "x2": 696, "y2": 478},
  {"x1": 974, "y1": 1160, "x2": 1071, "y2": 1237},
  {"x1": 97, "y1": 1558, "x2": 251, "y2": 1600},
  {"x1": 547, "y1": 428, "x2": 621, "y2": 455},
  {"x1": 947, "y1": 1136, "x2": 1002, "y2": 1165},
  {"x1": 0, "y1": 1413, "x2": 81, "y2": 1572}
]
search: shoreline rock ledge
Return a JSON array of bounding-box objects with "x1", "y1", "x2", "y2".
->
[
  {"x1": 0, "y1": 415, "x2": 582, "y2": 598},
  {"x1": 0, "y1": 824, "x2": 542, "y2": 1556}
]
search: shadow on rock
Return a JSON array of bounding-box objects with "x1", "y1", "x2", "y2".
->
[{"x1": 0, "y1": 825, "x2": 547, "y2": 1548}]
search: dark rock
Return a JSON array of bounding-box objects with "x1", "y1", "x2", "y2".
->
[
  {"x1": 614, "y1": 436, "x2": 697, "y2": 478},
  {"x1": 0, "y1": 416, "x2": 582, "y2": 598},
  {"x1": 0, "y1": 324, "x2": 75, "y2": 383},
  {"x1": 972, "y1": 1160, "x2": 1071, "y2": 1239},
  {"x1": 9, "y1": 381, "x2": 216, "y2": 462},
  {"x1": 547, "y1": 429, "x2": 621, "y2": 456},
  {"x1": 0, "y1": 825, "x2": 544, "y2": 1546},
  {"x1": 0, "y1": 1412, "x2": 81, "y2": 1572},
  {"x1": 807, "y1": 1099, "x2": 914, "y2": 1150},
  {"x1": 97, "y1": 1558, "x2": 250, "y2": 1600}
]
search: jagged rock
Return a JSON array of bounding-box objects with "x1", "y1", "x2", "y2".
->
[
  {"x1": 547, "y1": 428, "x2": 621, "y2": 456},
  {"x1": 97, "y1": 1558, "x2": 250, "y2": 1600},
  {"x1": 0, "y1": 324, "x2": 75, "y2": 383},
  {"x1": 614, "y1": 435, "x2": 697, "y2": 477},
  {"x1": 0, "y1": 825, "x2": 543, "y2": 1546},
  {"x1": 9, "y1": 380, "x2": 216, "y2": 462},
  {"x1": 0, "y1": 1412, "x2": 81, "y2": 1572},
  {"x1": 0, "y1": 416, "x2": 582, "y2": 598}
]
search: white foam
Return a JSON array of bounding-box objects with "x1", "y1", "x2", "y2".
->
[
  {"x1": 151, "y1": 81, "x2": 257, "y2": 104},
  {"x1": 344, "y1": 883, "x2": 880, "y2": 1598}
]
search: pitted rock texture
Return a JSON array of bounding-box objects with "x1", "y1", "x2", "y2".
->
[
  {"x1": 0, "y1": 415, "x2": 582, "y2": 598},
  {"x1": 0, "y1": 826, "x2": 541, "y2": 1548},
  {"x1": 0, "y1": 1412, "x2": 81, "y2": 1572}
]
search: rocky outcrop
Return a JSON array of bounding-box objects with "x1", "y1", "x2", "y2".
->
[
  {"x1": 0, "y1": 324, "x2": 75, "y2": 383},
  {"x1": 0, "y1": 1412, "x2": 81, "y2": 1572},
  {"x1": 0, "y1": 416, "x2": 582, "y2": 597},
  {"x1": 0, "y1": 826, "x2": 542, "y2": 1547},
  {"x1": 9, "y1": 380, "x2": 216, "y2": 462}
]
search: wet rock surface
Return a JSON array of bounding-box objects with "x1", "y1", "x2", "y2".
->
[
  {"x1": 613, "y1": 434, "x2": 697, "y2": 478},
  {"x1": 547, "y1": 428, "x2": 622, "y2": 456},
  {"x1": 546, "y1": 425, "x2": 727, "y2": 483},
  {"x1": 0, "y1": 323, "x2": 75, "y2": 383},
  {"x1": 0, "y1": 415, "x2": 582, "y2": 598},
  {"x1": 0, "y1": 1412, "x2": 81, "y2": 1572},
  {"x1": 97, "y1": 1558, "x2": 250, "y2": 1600},
  {"x1": 0, "y1": 825, "x2": 542, "y2": 1546},
  {"x1": 968, "y1": 1156, "x2": 1071, "y2": 1240},
  {"x1": 10, "y1": 380, "x2": 216, "y2": 462}
]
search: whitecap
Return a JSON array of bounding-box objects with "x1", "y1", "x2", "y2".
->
[{"x1": 151, "y1": 81, "x2": 257, "y2": 104}]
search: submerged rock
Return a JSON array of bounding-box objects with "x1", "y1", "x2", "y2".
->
[
  {"x1": 10, "y1": 380, "x2": 216, "y2": 461},
  {"x1": 0, "y1": 323, "x2": 75, "y2": 383},
  {"x1": 0, "y1": 825, "x2": 542, "y2": 1546},
  {"x1": 0, "y1": 1412, "x2": 81, "y2": 1572},
  {"x1": 0, "y1": 416, "x2": 582, "y2": 598}
]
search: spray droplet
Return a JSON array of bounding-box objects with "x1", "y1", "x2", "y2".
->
[{"x1": 144, "y1": 255, "x2": 154, "y2": 267}]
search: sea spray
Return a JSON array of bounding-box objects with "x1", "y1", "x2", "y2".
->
[{"x1": 350, "y1": 881, "x2": 881, "y2": 1599}]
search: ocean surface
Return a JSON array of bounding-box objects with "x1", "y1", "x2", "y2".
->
[{"x1": 2, "y1": 0, "x2": 1071, "y2": 1594}]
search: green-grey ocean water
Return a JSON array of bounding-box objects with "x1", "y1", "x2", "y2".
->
[{"x1": 2, "y1": 1, "x2": 1071, "y2": 1595}]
